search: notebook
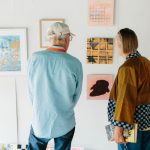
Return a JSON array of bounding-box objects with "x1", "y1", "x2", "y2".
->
[{"x1": 105, "y1": 123, "x2": 138, "y2": 143}]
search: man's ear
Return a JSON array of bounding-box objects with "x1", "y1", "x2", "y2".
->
[
  {"x1": 65, "y1": 37, "x2": 68, "y2": 42},
  {"x1": 65, "y1": 36, "x2": 69, "y2": 42}
]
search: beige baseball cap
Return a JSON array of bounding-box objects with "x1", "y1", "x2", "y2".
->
[{"x1": 47, "y1": 22, "x2": 75, "y2": 38}]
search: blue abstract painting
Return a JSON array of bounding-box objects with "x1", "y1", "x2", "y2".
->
[{"x1": 0, "y1": 36, "x2": 21, "y2": 71}]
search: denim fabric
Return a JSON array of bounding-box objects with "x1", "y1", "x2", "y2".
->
[
  {"x1": 27, "y1": 127, "x2": 75, "y2": 150},
  {"x1": 118, "y1": 130, "x2": 150, "y2": 150}
]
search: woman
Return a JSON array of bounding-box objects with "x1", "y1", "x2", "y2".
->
[{"x1": 107, "y1": 28, "x2": 150, "y2": 150}]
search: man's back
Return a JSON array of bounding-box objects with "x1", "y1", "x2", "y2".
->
[{"x1": 27, "y1": 49, "x2": 83, "y2": 139}]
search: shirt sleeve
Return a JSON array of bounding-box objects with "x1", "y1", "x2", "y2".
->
[
  {"x1": 113, "y1": 66, "x2": 137, "y2": 126},
  {"x1": 73, "y1": 62, "x2": 83, "y2": 106},
  {"x1": 108, "y1": 99, "x2": 116, "y2": 122}
]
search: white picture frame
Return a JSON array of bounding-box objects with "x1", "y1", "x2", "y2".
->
[
  {"x1": 39, "y1": 18, "x2": 65, "y2": 48},
  {"x1": 0, "y1": 28, "x2": 27, "y2": 75}
]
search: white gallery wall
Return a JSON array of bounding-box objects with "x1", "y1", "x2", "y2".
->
[{"x1": 0, "y1": 0, "x2": 150, "y2": 150}]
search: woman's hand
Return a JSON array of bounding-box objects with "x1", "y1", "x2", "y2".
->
[{"x1": 111, "y1": 126, "x2": 126, "y2": 144}]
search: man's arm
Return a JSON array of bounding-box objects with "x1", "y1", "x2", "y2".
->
[{"x1": 73, "y1": 62, "x2": 83, "y2": 105}]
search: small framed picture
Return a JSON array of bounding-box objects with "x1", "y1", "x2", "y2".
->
[
  {"x1": 0, "y1": 28, "x2": 27, "y2": 75},
  {"x1": 39, "y1": 18, "x2": 65, "y2": 48},
  {"x1": 87, "y1": 74, "x2": 113, "y2": 100},
  {"x1": 87, "y1": 37, "x2": 114, "y2": 64}
]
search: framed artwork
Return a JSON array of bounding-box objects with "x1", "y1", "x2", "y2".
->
[
  {"x1": 39, "y1": 18, "x2": 65, "y2": 48},
  {"x1": 0, "y1": 28, "x2": 27, "y2": 75},
  {"x1": 87, "y1": 37, "x2": 113, "y2": 64},
  {"x1": 88, "y1": 0, "x2": 114, "y2": 26},
  {"x1": 87, "y1": 74, "x2": 113, "y2": 100}
]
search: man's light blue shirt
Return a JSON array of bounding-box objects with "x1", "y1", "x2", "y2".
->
[{"x1": 27, "y1": 46, "x2": 83, "y2": 138}]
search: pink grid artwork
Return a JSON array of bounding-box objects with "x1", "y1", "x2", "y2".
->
[{"x1": 88, "y1": 0, "x2": 114, "y2": 26}]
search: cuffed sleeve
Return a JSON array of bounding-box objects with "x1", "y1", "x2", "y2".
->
[{"x1": 111, "y1": 120, "x2": 133, "y2": 130}]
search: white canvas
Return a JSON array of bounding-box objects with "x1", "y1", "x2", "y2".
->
[{"x1": 0, "y1": 77, "x2": 17, "y2": 143}]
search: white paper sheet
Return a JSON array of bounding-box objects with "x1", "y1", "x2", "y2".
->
[{"x1": 0, "y1": 77, "x2": 17, "y2": 143}]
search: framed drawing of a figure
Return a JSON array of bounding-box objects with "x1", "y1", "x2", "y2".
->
[{"x1": 39, "y1": 19, "x2": 65, "y2": 48}]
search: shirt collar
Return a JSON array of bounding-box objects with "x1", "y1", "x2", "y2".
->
[
  {"x1": 47, "y1": 45, "x2": 66, "y2": 53},
  {"x1": 126, "y1": 50, "x2": 141, "y2": 60}
]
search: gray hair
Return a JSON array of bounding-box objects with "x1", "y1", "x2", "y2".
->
[{"x1": 47, "y1": 22, "x2": 72, "y2": 43}]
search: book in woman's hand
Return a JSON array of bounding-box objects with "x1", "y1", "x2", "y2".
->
[{"x1": 105, "y1": 123, "x2": 138, "y2": 143}]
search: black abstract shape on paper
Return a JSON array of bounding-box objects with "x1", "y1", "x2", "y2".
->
[
  {"x1": 90, "y1": 80, "x2": 110, "y2": 96},
  {"x1": 87, "y1": 56, "x2": 96, "y2": 63},
  {"x1": 90, "y1": 42, "x2": 99, "y2": 49}
]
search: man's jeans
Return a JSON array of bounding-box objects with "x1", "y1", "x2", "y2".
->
[{"x1": 27, "y1": 127, "x2": 75, "y2": 150}]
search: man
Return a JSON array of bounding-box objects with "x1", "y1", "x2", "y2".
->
[{"x1": 27, "y1": 22, "x2": 83, "y2": 150}]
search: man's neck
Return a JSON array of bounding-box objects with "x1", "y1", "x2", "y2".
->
[{"x1": 47, "y1": 45, "x2": 66, "y2": 53}]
